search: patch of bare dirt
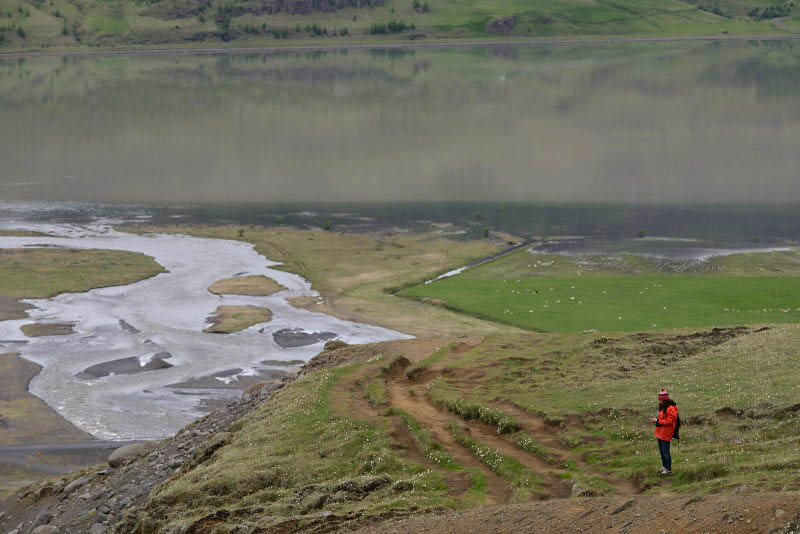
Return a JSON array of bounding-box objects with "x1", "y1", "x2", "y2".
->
[{"x1": 351, "y1": 491, "x2": 800, "y2": 534}]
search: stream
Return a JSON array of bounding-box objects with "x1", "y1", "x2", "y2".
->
[{"x1": 0, "y1": 221, "x2": 410, "y2": 440}]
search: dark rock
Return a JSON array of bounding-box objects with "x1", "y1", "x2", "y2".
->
[
  {"x1": 118, "y1": 319, "x2": 141, "y2": 333},
  {"x1": 63, "y1": 477, "x2": 88, "y2": 496},
  {"x1": 333, "y1": 480, "x2": 359, "y2": 493},
  {"x1": 76, "y1": 355, "x2": 172, "y2": 380},
  {"x1": 486, "y1": 15, "x2": 516, "y2": 35},
  {"x1": 32, "y1": 510, "x2": 53, "y2": 527},
  {"x1": 108, "y1": 442, "x2": 160, "y2": 468},
  {"x1": 361, "y1": 476, "x2": 390, "y2": 492},
  {"x1": 272, "y1": 328, "x2": 337, "y2": 348}
]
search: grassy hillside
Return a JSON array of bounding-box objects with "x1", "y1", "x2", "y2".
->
[
  {"x1": 400, "y1": 248, "x2": 800, "y2": 333},
  {"x1": 116, "y1": 325, "x2": 800, "y2": 531},
  {"x1": 0, "y1": 0, "x2": 793, "y2": 51}
]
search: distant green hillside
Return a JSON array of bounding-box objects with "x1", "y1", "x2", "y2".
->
[{"x1": 0, "y1": 0, "x2": 795, "y2": 51}]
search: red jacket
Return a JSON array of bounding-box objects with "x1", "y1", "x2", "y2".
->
[{"x1": 654, "y1": 404, "x2": 678, "y2": 441}]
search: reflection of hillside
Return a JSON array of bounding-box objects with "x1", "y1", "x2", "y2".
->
[
  {"x1": 1, "y1": 42, "x2": 800, "y2": 204},
  {"x1": 697, "y1": 43, "x2": 800, "y2": 100}
]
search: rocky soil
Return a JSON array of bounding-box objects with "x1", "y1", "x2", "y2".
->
[{"x1": 0, "y1": 379, "x2": 288, "y2": 534}]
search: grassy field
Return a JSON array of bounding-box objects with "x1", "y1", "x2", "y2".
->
[
  {"x1": 119, "y1": 324, "x2": 800, "y2": 530},
  {"x1": 208, "y1": 275, "x2": 286, "y2": 296},
  {"x1": 203, "y1": 304, "x2": 273, "y2": 333},
  {"x1": 127, "y1": 225, "x2": 517, "y2": 337},
  {"x1": 0, "y1": 0, "x2": 791, "y2": 52},
  {"x1": 0, "y1": 248, "x2": 164, "y2": 300},
  {"x1": 400, "y1": 248, "x2": 800, "y2": 333}
]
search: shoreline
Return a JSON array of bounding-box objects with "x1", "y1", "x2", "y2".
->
[{"x1": 1, "y1": 32, "x2": 799, "y2": 59}]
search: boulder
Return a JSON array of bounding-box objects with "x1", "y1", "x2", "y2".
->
[
  {"x1": 31, "y1": 527, "x2": 60, "y2": 534},
  {"x1": 63, "y1": 476, "x2": 88, "y2": 496},
  {"x1": 108, "y1": 441, "x2": 160, "y2": 468}
]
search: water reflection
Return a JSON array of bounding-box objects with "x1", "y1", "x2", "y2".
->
[{"x1": 1, "y1": 41, "x2": 799, "y2": 204}]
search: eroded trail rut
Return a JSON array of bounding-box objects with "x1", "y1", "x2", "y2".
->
[{"x1": 337, "y1": 338, "x2": 637, "y2": 505}]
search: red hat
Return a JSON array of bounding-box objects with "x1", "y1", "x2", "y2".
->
[{"x1": 658, "y1": 388, "x2": 669, "y2": 401}]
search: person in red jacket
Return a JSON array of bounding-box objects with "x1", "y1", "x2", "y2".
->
[{"x1": 650, "y1": 388, "x2": 678, "y2": 475}]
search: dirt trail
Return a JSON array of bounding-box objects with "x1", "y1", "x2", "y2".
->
[
  {"x1": 387, "y1": 377, "x2": 513, "y2": 504},
  {"x1": 332, "y1": 337, "x2": 639, "y2": 506},
  {"x1": 494, "y1": 401, "x2": 641, "y2": 495},
  {"x1": 353, "y1": 491, "x2": 800, "y2": 534}
]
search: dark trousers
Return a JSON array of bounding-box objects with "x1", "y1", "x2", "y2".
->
[{"x1": 658, "y1": 438, "x2": 672, "y2": 471}]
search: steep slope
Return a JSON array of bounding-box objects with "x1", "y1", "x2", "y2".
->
[
  {"x1": 0, "y1": 0, "x2": 792, "y2": 51},
  {"x1": 3, "y1": 325, "x2": 800, "y2": 533}
]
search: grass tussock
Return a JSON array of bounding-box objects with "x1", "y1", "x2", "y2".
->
[
  {"x1": 388, "y1": 407, "x2": 460, "y2": 470},
  {"x1": 448, "y1": 422, "x2": 540, "y2": 492},
  {"x1": 429, "y1": 387, "x2": 519, "y2": 434},
  {"x1": 513, "y1": 432, "x2": 551, "y2": 461}
]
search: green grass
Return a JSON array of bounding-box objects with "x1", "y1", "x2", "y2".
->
[
  {"x1": 400, "y1": 249, "x2": 800, "y2": 333},
  {"x1": 125, "y1": 364, "x2": 455, "y2": 532},
  {"x1": 429, "y1": 389, "x2": 520, "y2": 434},
  {"x1": 405, "y1": 343, "x2": 453, "y2": 377},
  {"x1": 402, "y1": 274, "x2": 800, "y2": 333},
  {"x1": 0, "y1": 0, "x2": 786, "y2": 51},
  {"x1": 0, "y1": 248, "x2": 165, "y2": 299},
  {"x1": 430, "y1": 324, "x2": 800, "y2": 493},
  {"x1": 512, "y1": 432, "x2": 551, "y2": 461},
  {"x1": 364, "y1": 377, "x2": 390, "y2": 407},
  {"x1": 388, "y1": 407, "x2": 462, "y2": 470},
  {"x1": 448, "y1": 422, "x2": 541, "y2": 497}
]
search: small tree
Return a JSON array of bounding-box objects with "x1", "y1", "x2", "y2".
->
[
  {"x1": 237, "y1": 229, "x2": 245, "y2": 239},
  {"x1": 323, "y1": 219, "x2": 333, "y2": 231},
  {"x1": 637, "y1": 229, "x2": 646, "y2": 239},
  {"x1": 483, "y1": 226, "x2": 490, "y2": 238},
  {"x1": 17, "y1": 25, "x2": 25, "y2": 38}
]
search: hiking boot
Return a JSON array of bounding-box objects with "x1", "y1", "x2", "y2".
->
[{"x1": 659, "y1": 469, "x2": 672, "y2": 476}]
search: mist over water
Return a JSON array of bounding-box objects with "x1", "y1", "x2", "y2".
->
[{"x1": 2, "y1": 40, "x2": 800, "y2": 205}]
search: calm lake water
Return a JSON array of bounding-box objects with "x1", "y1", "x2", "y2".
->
[{"x1": 2, "y1": 40, "x2": 800, "y2": 209}]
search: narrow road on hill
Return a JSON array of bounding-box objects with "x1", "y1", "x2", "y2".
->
[{"x1": 773, "y1": 16, "x2": 797, "y2": 32}]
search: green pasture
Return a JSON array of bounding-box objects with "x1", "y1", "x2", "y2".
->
[
  {"x1": 400, "y1": 249, "x2": 800, "y2": 333},
  {"x1": 402, "y1": 275, "x2": 800, "y2": 333}
]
